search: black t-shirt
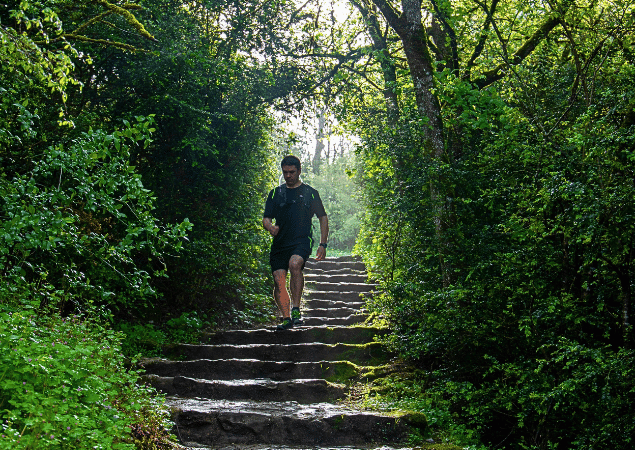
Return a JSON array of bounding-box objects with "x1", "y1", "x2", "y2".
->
[{"x1": 263, "y1": 183, "x2": 326, "y2": 250}]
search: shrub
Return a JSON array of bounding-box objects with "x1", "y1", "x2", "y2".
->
[
  {"x1": 0, "y1": 118, "x2": 192, "y2": 314},
  {"x1": 0, "y1": 309, "x2": 175, "y2": 449}
]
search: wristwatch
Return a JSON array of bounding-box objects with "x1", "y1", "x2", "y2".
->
[{"x1": 319, "y1": 243, "x2": 328, "y2": 248}]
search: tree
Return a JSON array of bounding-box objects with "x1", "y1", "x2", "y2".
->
[
  {"x1": 0, "y1": 1, "x2": 192, "y2": 314},
  {"x1": 336, "y1": 0, "x2": 635, "y2": 447}
]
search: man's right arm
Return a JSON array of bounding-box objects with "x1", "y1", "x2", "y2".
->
[
  {"x1": 263, "y1": 217, "x2": 279, "y2": 236},
  {"x1": 263, "y1": 189, "x2": 279, "y2": 237}
]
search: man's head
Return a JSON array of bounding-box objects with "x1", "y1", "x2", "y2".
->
[
  {"x1": 281, "y1": 155, "x2": 301, "y2": 171},
  {"x1": 281, "y1": 155, "x2": 301, "y2": 187}
]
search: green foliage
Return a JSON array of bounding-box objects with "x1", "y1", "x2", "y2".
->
[
  {"x1": 115, "y1": 322, "x2": 167, "y2": 359},
  {"x1": 0, "y1": 309, "x2": 174, "y2": 449},
  {"x1": 0, "y1": 2, "x2": 78, "y2": 150},
  {"x1": 349, "y1": 0, "x2": 635, "y2": 447},
  {"x1": 64, "y1": 0, "x2": 299, "y2": 324},
  {"x1": 115, "y1": 311, "x2": 213, "y2": 358},
  {"x1": 165, "y1": 311, "x2": 206, "y2": 344},
  {"x1": 0, "y1": 118, "x2": 191, "y2": 313}
]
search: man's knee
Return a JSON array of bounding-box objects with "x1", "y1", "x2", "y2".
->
[
  {"x1": 288, "y1": 255, "x2": 304, "y2": 273},
  {"x1": 273, "y1": 269, "x2": 287, "y2": 288}
]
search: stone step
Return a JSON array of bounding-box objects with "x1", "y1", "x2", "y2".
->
[
  {"x1": 304, "y1": 307, "x2": 364, "y2": 319},
  {"x1": 169, "y1": 342, "x2": 387, "y2": 364},
  {"x1": 303, "y1": 299, "x2": 365, "y2": 309},
  {"x1": 328, "y1": 255, "x2": 362, "y2": 262},
  {"x1": 201, "y1": 326, "x2": 384, "y2": 345},
  {"x1": 306, "y1": 255, "x2": 361, "y2": 263},
  {"x1": 305, "y1": 267, "x2": 367, "y2": 276},
  {"x1": 140, "y1": 358, "x2": 364, "y2": 382},
  {"x1": 301, "y1": 315, "x2": 367, "y2": 326},
  {"x1": 309, "y1": 282, "x2": 377, "y2": 293},
  {"x1": 304, "y1": 274, "x2": 369, "y2": 284},
  {"x1": 167, "y1": 399, "x2": 419, "y2": 447},
  {"x1": 181, "y1": 446, "x2": 417, "y2": 450},
  {"x1": 305, "y1": 261, "x2": 366, "y2": 272},
  {"x1": 137, "y1": 256, "x2": 427, "y2": 450},
  {"x1": 144, "y1": 375, "x2": 346, "y2": 403},
  {"x1": 305, "y1": 291, "x2": 368, "y2": 302}
]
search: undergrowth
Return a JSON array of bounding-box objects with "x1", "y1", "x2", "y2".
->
[
  {"x1": 0, "y1": 308, "x2": 176, "y2": 449},
  {"x1": 350, "y1": 372, "x2": 488, "y2": 450}
]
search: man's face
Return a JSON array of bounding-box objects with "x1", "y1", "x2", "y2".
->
[{"x1": 282, "y1": 165, "x2": 301, "y2": 186}]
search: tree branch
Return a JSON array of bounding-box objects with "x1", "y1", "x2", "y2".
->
[
  {"x1": 464, "y1": 0, "x2": 499, "y2": 79},
  {"x1": 475, "y1": 7, "x2": 569, "y2": 89}
]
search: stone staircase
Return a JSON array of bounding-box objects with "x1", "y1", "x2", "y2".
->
[{"x1": 140, "y1": 256, "x2": 423, "y2": 449}]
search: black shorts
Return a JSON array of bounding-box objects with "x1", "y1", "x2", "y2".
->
[{"x1": 269, "y1": 244, "x2": 311, "y2": 272}]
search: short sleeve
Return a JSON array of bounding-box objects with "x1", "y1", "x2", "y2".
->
[
  {"x1": 311, "y1": 189, "x2": 327, "y2": 218},
  {"x1": 263, "y1": 189, "x2": 276, "y2": 218}
]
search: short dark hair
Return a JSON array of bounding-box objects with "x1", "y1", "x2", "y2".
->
[{"x1": 281, "y1": 155, "x2": 301, "y2": 171}]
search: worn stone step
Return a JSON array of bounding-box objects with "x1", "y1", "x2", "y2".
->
[
  {"x1": 303, "y1": 299, "x2": 365, "y2": 309},
  {"x1": 304, "y1": 307, "x2": 364, "y2": 319},
  {"x1": 181, "y1": 446, "x2": 417, "y2": 450},
  {"x1": 182, "y1": 446, "x2": 416, "y2": 450},
  {"x1": 167, "y1": 399, "x2": 420, "y2": 447},
  {"x1": 144, "y1": 375, "x2": 346, "y2": 403},
  {"x1": 305, "y1": 267, "x2": 367, "y2": 276},
  {"x1": 141, "y1": 358, "x2": 364, "y2": 382},
  {"x1": 328, "y1": 255, "x2": 361, "y2": 262},
  {"x1": 306, "y1": 255, "x2": 361, "y2": 263},
  {"x1": 305, "y1": 291, "x2": 368, "y2": 302},
  {"x1": 169, "y1": 342, "x2": 387, "y2": 364},
  {"x1": 304, "y1": 274, "x2": 369, "y2": 284},
  {"x1": 201, "y1": 326, "x2": 385, "y2": 345},
  {"x1": 305, "y1": 261, "x2": 366, "y2": 272},
  {"x1": 309, "y1": 282, "x2": 377, "y2": 293},
  {"x1": 301, "y1": 315, "x2": 367, "y2": 326}
]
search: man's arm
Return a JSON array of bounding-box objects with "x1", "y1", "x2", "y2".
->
[
  {"x1": 315, "y1": 215, "x2": 329, "y2": 261},
  {"x1": 263, "y1": 217, "x2": 279, "y2": 236}
]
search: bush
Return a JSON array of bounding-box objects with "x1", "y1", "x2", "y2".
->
[
  {"x1": 0, "y1": 309, "x2": 175, "y2": 449},
  {"x1": 0, "y1": 119, "x2": 191, "y2": 314},
  {"x1": 115, "y1": 322, "x2": 168, "y2": 359}
]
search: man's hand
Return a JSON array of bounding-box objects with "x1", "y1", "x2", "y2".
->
[
  {"x1": 263, "y1": 217, "x2": 279, "y2": 237},
  {"x1": 316, "y1": 215, "x2": 329, "y2": 262}
]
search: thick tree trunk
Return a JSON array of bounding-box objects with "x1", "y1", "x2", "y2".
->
[
  {"x1": 399, "y1": 0, "x2": 444, "y2": 158},
  {"x1": 372, "y1": 0, "x2": 454, "y2": 286}
]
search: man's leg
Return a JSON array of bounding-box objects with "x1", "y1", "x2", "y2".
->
[
  {"x1": 289, "y1": 255, "x2": 305, "y2": 325},
  {"x1": 273, "y1": 269, "x2": 290, "y2": 318},
  {"x1": 288, "y1": 255, "x2": 305, "y2": 308}
]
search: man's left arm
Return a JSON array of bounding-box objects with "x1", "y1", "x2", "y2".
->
[{"x1": 316, "y1": 215, "x2": 329, "y2": 261}]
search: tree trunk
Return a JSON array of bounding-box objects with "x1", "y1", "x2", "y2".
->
[
  {"x1": 349, "y1": 0, "x2": 400, "y2": 122},
  {"x1": 617, "y1": 268, "x2": 632, "y2": 348},
  {"x1": 313, "y1": 112, "x2": 326, "y2": 175},
  {"x1": 372, "y1": 0, "x2": 454, "y2": 286}
]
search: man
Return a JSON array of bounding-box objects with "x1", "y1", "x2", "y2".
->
[{"x1": 263, "y1": 155, "x2": 329, "y2": 330}]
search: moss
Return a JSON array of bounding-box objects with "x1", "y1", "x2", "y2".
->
[
  {"x1": 336, "y1": 341, "x2": 388, "y2": 364},
  {"x1": 359, "y1": 363, "x2": 397, "y2": 380},
  {"x1": 321, "y1": 361, "x2": 360, "y2": 383},
  {"x1": 402, "y1": 411, "x2": 428, "y2": 429},
  {"x1": 414, "y1": 444, "x2": 465, "y2": 450},
  {"x1": 308, "y1": 327, "x2": 334, "y2": 342},
  {"x1": 331, "y1": 414, "x2": 345, "y2": 430}
]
